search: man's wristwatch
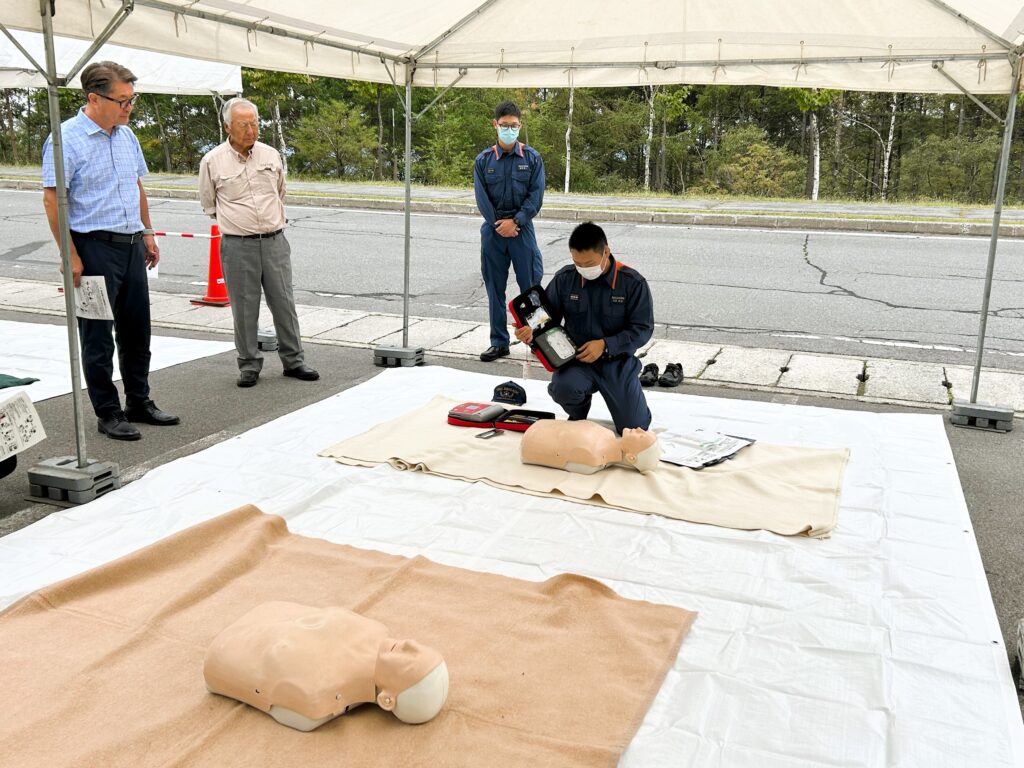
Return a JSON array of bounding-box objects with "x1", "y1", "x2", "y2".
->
[{"x1": 142, "y1": 228, "x2": 156, "y2": 236}]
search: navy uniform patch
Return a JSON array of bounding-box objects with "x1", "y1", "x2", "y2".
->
[
  {"x1": 568, "y1": 293, "x2": 579, "y2": 301},
  {"x1": 611, "y1": 296, "x2": 625, "y2": 304},
  {"x1": 486, "y1": 167, "x2": 496, "y2": 174},
  {"x1": 518, "y1": 164, "x2": 530, "y2": 171}
]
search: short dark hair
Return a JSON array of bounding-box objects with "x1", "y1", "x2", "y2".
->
[
  {"x1": 80, "y1": 61, "x2": 137, "y2": 97},
  {"x1": 494, "y1": 101, "x2": 521, "y2": 121},
  {"x1": 568, "y1": 222, "x2": 608, "y2": 254}
]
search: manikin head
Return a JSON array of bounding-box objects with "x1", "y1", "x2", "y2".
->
[
  {"x1": 618, "y1": 428, "x2": 662, "y2": 473},
  {"x1": 375, "y1": 639, "x2": 450, "y2": 724}
]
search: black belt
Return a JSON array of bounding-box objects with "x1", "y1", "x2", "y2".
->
[
  {"x1": 74, "y1": 229, "x2": 144, "y2": 244},
  {"x1": 224, "y1": 229, "x2": 284, "y2": 240}
]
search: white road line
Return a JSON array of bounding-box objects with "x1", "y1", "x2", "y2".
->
[{"x1": 5, "y1": 188, "x2": 1023, "y2": 243}]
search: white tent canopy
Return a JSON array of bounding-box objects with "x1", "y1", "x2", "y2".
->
[
  {"x1": 2, "y1": 0, "x2": 1021, "y2": 464},
  {"x1": 0, "y1": 29, "x2": 241, "y2": 94},
  {"x1": 3, "y1": 0, "x2": 1023, "y2": 94}
]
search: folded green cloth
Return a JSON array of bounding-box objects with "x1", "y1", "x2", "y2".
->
[{"x1": 0, "y1": 374, "x2": 39, "y2": 389}]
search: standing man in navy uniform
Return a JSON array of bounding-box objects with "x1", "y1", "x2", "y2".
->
[
  {"x1": 473, "y1": 101, "x2": 545, "y2": 362},
  {"x1": 514, "y1": 222, "x2": 653, "y2": 433}
]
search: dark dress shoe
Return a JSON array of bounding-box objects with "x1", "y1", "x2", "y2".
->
[
  {"x1": 639, "y1": 363, "x2": 659, "y2": 387},
  {"x1": 125, "y1": 400, "x2": 181, "y2": 425},
  {"x1": 658, "y1": 363, "x2": 684, "y2": 387},
  {"x1": 479, "y1": 345, "x2": 510, "y2": 362},
  {"x1": 97, "y1": 413, "x2": 142, "y2": 441},
  {"x1": 238, "y1": 370, "x2": 259, "y2": 388},
  {"x1": 284, "y1": 364, "x2": 320, "y2": 381}
]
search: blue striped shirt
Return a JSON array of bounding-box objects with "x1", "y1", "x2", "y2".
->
[{"x1": 41, "y1": 107, "x2": 149, "y2": 234}]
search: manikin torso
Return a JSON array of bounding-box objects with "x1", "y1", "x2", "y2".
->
[
  {"x1": 204, "y1": 601, "x2": 448, "y2": 731},
  {"x1": 520, "y1": 420, "x2": 662, "y2": 474}
]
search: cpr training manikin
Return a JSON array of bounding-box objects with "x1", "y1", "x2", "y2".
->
[
  {"x1": 204, "y1": 601, "x2": 449, "y2": 731},
  {"x1": 520, "y1": 420, "x2": 662, "y2": 474}
]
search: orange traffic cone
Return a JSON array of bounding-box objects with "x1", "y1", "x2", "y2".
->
[{"x1": 191, "y1": 223, "x2": 230, "y2": 307}]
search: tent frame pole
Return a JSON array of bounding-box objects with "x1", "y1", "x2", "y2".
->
[
  {"x1": 969, "y1": 58, "x2": 1020, "y2": 403},
  {"x1": 949, "y1": 56, "x2": 1020, "y2": 432},
  {"x1": 39, "y1": 0, "x2": 90, "y2": 466},
  {"x1": 402, "y1": 63, "x2": 413, "y2": 347}
]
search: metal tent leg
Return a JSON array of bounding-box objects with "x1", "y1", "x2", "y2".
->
[
  {"x1": 950, "y1": 59, "x2": 1020, "y2": 433},
  {"x1": 28, "y1": 0, "x2": 121, "y2": 502},
  {"x1": 374, "y1": 62, "x2": 424, "y2": 367}
]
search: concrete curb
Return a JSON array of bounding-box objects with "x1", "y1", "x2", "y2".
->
[{"x1": 4, "y1": 178, "x2": 1021, "y2": 238}]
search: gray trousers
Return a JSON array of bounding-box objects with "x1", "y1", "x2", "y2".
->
[{"x1": 219, "y1": 232, "x2": 304, "y2": 373}]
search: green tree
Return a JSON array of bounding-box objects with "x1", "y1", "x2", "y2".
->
[
  {"x1": 698, "y1": 123, "x2": 804, "y2": 197},
  {"x1": 900, "y1": 132, "x2": 1002, "y2": 202},
  {"x1": 290, "y1": 100, "x2": 377, "y2": 178}
]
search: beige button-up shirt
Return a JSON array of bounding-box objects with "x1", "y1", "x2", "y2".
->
[{"x1": 198, "y1": 140, "x2": 286, "y2": 236}]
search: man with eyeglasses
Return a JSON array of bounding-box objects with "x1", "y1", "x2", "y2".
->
[
  {"x1": 473, "y1": 101, "x2": 546, "y2": 362},
  {"x1": 198, "y1": 98, "x2": 317, "y2": 388},
  {"x1": 41, "y1": 60, "x2": 179, "y2": 441}
]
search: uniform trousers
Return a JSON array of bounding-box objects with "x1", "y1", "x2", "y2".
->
[
  {"x1": 548, "y1": 356, "x2": 651, "y2": 434},
  {"x1": 480, "y1": 224, "x2": 544, "y2": 347}
]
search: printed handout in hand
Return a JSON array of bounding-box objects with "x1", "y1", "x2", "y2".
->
[{"x1": 74, "y1": 275, "x2": 114, "y2": 321}]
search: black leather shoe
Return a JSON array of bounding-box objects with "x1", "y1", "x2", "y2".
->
[
  {"x1": 238, "y1": 370, "x2": 259, "y2": 388},
  {"x1": 283, "y1": 364, "x2": 320, "y2": 381},
  {"x1": 97, "y1": 413, "x2": 142, "y2": 441},
  {"x1": 479, "y1": 345, "x2": 510, "y2": 362},
  {"x1": 125, "y1": 400, "x2": 181, "y2": 425},
  {"x1": 658, "y1": 363, "x2": 684, "y2": 387},
  {"x1": 639, "y1": 363, "x2": 659, "y2": 387}
]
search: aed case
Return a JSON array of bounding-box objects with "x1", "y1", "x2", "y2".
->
[
  {"x1": 447, "y1": 402, "x2": 555, "y2": 432},
  {"x1": 508, "y1": 285, "x2": 578, "y2": 372}
]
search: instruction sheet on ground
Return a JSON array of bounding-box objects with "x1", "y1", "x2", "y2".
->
[
  {"x1": 658, "y1": 428, "x2": 755, "y2": 469},
  {"x1": 0, "y1": 392, "x2": 46, "y2": 460}
]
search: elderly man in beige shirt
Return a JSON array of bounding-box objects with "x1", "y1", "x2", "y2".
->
[{"x1": 199, "y1": 97, "x2": 318, "y2": 388}]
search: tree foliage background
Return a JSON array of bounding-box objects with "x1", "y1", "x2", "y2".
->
[{"x1": 2, "y1": 67, "x2": 1021, "y2": 203}]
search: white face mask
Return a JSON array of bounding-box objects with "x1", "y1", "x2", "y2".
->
[{"x1": 575, "y1": 255, "x2": 606, "y2": 281}]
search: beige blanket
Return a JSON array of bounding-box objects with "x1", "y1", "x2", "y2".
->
[
  {"x1": 0, "y1": 505, "x2": 694, "y2": 768},
  {"x1": 321, "y1": 395, "x2": 849, "y2": 537}
]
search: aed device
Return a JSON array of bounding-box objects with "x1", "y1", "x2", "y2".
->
[
  {"x1": 447, "y1": 402, "x2": 555, "y2": 433},
  {"x1": 508, "y1": 286, "x2": 578, "y2": 372}
]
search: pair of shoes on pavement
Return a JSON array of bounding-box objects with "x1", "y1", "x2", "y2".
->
[
  {"x1": 239, "y1": 364, "x2": 320, "y2": 387},
  {"x1": 98, "y1": 400, "x2": 180, "y2": 440},
  {"x1": 639, "y1": 362, "x2": 683, "y2": 388},
  {"x1": 480, "y1": 345, "x2": 510, "y2": 362}
]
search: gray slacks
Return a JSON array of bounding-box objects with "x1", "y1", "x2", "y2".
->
[{"x1": 219, "y1": 232, "x2": 304, "y2": 373}]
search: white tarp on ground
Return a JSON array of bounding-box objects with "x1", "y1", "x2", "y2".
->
[
  {"x1": 4, "y1": 1, "x2": 1023, "y2": 93},
  {"x1": 0, "y1": 319, "x2": 233, "y2": 403},
  {"x1": 0, "y1": 365, "x2": 1020, "y2": 767},
  {"x1": 0, "y1": 29, "x2": 241, "y2": 94}
]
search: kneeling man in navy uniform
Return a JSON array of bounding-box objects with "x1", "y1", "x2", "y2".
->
[{"x1": 515, "y1": 222, "x2": 653, "y2": 433}]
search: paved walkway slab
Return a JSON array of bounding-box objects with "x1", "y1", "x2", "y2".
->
[
  {"x1": 780, "y1": 353, "x2": 862, "y2": 395},
  {"x1": 313, "y1": 314, "x2": 406, "y2": 344},
  {"x1": 375, "y1": 318, "x2": 478, "y2": 349},
  {"x1": 945, "y1": 365, "x2": 1024, "y2": 412},
  {"x1": 702, "y1": 346, "x2": 792, "y2": 387},
  {"x1": 863, "y1": 359, "x2": 950, "y2": 404},
  {"x1": 641, "y1": 340, "x2": 721, "y2": 380}
]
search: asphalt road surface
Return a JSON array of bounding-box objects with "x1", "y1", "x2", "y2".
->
[{"x1": 2, "y1": 188, "x2": 1022, "y2": 370}]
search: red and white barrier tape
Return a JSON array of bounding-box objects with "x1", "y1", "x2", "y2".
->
[{"x1": 151, "y1": 231, "x2": 220, "y2": 239}]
